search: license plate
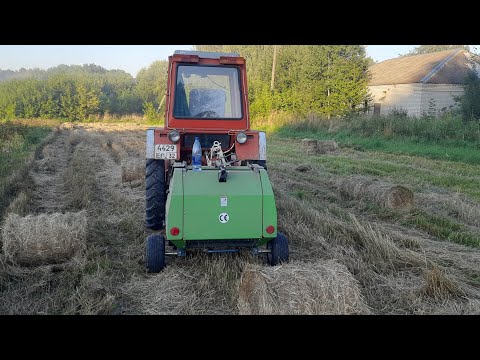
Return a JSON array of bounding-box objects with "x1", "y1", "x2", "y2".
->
[{"x1": 154, "y1": 144, "x2": 177, "y2": 159}]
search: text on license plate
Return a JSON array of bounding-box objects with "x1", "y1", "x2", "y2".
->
[{"x1": 154, "y1": 144, "x2": 177, "y2": 159}]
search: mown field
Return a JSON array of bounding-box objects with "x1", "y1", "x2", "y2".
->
[
  {"x1": 0, "y1": 120, "x2": 58, "y2": 218},
  {"x1": 1, "y1": 121, "x2": 479, "y2": 314}
]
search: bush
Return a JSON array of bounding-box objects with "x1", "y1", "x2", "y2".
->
[
  {"x1": 142, "y1": 102, "x2": 161, "y2": 123},
  {"x1": 455, "y1": 72, "x2": 480, "y2": 121},
  {"x1": 279, "y1": 113, "x2": 480, "y2": 144}
]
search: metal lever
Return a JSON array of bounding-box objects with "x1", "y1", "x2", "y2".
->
[{"x1": 218, "y1": 166, "x2": 227, "y2": 182}]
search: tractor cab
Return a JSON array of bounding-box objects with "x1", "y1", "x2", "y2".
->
[
  {"x1": 148, "y1": 50, "x2": 265, "y2": 168},
  {"x1": 144, "y1": 51, "x2": 287, "y2": 273}
]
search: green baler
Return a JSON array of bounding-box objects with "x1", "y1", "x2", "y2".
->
[
  {"x1": 145, "y1": 163, "x2": 289, "y2": 273},
  {"x1": 166, "y1": 166, "x2": 277, "y2": 249}
]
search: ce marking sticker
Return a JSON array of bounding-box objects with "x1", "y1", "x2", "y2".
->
[{"x1": 219, "y1": 213, "x2": 229, "y2": 224}]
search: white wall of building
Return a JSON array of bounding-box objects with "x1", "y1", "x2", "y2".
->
[{"x1": 368, "y1": 83, "x2": 464, "y2": 117}]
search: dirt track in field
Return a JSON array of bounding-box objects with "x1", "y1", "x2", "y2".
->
[{"x1": 1, "y1": 123, "x2": 480, "y2": 314}]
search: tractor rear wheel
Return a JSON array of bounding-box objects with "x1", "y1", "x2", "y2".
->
[
  {"x1": 267, "y1": 232, "x2": 289, "y2": 266},
  {"x1": 146, "y1": 234, "x2": 166, "y2": 273},
  {"x1": 145, "y1": 159, "x2": 165, "y2": 230}
]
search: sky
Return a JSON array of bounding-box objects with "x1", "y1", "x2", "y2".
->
[
  {"x1": 367, "y1": 45, "x2": 417, "y2": 62},
  {"x1": 0, "y1": 45, "x2": 193, "y2": 77},
  {"x1": 0, "y1": 45, "x2": 462, "y2": 77}
]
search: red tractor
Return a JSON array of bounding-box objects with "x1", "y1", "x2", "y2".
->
[{"x1": 145, "y1": 50, "x2": 287, "y2": 272}]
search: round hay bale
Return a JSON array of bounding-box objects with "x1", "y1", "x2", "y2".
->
[
  {"x1": 379, "y1": 185, "x2": 414, "y2": 210},
  {"x1": 302, "y1": 139, "x2": 318, "y2": 155},
  {"x1": 238, "y1": 260, "x2": 370, "y2": 315},
  {"x1": 338, "y1": 176, "x2": 375, "y2": 200},
  {"x1": 337, "y1": 176, "x2": 414, "y2": 210},
  {"x1": 1, "y1": 211, "x2": 87, "y2": 266},
  {"x1": 317, "y1": 140, "x2": 338, "y2": 154}
]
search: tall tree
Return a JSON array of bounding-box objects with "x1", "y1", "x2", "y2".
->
[
  {"x1": 455, "y1": 72, "x2": 480, "y2": 121},
  {"x1": 135, "y1": 60, "x2": 168, "y2": 109},
  {"x1": 270, "y1": 45, "x2": 278, "y2": 91},
  {"x1": 195, "y1": 45, "x2": 370, "y2": 118}
]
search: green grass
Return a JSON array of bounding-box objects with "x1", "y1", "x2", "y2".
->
[
  {"x1": 261, "y1": 113, "x2": 480, "y2": 165},
  {"x1": 0, "y1": 120, "x2": 54, "y2": 217},
  {"x1": 343, "y1": 194, "x2": 480, "y2": 248},
  {"x1": 276, "y1": 127, "x2": 480, "y2": 165},
  {"x1": 403, "y1": 211, "x2": 480, "y2": 247},
  {"x1": 268, "y1": 135, "x2": 480, "y2": 201},
  {"x1": 267, "y1": 135, "x2": 480, "y2": 248}
]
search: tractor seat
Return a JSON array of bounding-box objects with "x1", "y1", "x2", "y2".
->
[{"x1": 189, "y1": 89, "x2": 226, "y2": 118}]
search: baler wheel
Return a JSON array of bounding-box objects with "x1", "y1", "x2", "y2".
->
[
  {"x1": 266, "y1": 232, "x2": 289, "y2": 266},
  {"x1": 146, "y1": 234, "x2": 166, "y2": 273}
]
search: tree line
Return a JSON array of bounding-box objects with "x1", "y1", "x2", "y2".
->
[
  {"x1": 1, "y1": 45, "x2": 477, "y2": 122},
  {"x1": 0, "y1": 46, "x2": 371, "y2": 121},
  {"x1": 0, "y1": 63, "x2": 167, "y2": 121}
]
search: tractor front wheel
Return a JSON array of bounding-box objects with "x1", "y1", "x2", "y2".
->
[
  {"x1": 267, "y1": 232, "x2": 289, "y2": 266},
  {"x1": 146, "y1": 234, "x2": 166, "y2": 273}
]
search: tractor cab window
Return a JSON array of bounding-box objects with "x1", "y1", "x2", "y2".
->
[{"x1": 173, "y1": 65, "x2": 243, "y2": 119}]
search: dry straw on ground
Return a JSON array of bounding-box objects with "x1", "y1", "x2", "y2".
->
[
  {"x1": 3, "y1": 123, "x2": 479, "y2": 315},
  {"x1": 123, "y1": 253, "x2": 252, "y2": 315},
  {"x1": 41, "y1": 144, "x2": 55, "y2": 158},
  {"x1": 121, "y1": 164, "x2": 144, "y2": 183},
  {"x1": 34, "y1": 157, "x2": 56, "y2": 172},
  {"x1": 238, "y1": 260, "x2": 370, "y2": 315},
  {"x1": 338, "y1": 176, "x2": 414, "y2": 210},
  {"x1": 295, "y1": 164, "x2": 313, "y2": 172},
  {"x1": 6, "y1": 191, "x2": 30, "y2": 216},
  {"x1": 423, "y1": 264, "x2": 463, "y2": 299},
  {"x1": 1, "y1": 211, "x2": 87, "y2": 266},
  {"x1": 63, "y1": 145, "x2": 97, "y2": 209},
  {"x1": 68, "y1": 131, "x2": 84, "y2": 147}
]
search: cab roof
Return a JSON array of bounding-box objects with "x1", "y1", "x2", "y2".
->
[{"x1": 173, "y1": 50, "x2": 241, "y2": 59}]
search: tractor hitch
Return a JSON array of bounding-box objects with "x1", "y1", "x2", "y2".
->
[{"x1": 218, "y1": 166, "x2": 228, "y2": 182}]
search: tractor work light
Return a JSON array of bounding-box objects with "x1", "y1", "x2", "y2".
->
[
  {"x1": 219, "y1": 56, "x2": 245, "y2": 65},
  {"x1": 146, "y1": 129, "x2": 155, "y2": 158},
  {"x1": 168, "y1": 130, "x2": 181, "y2": 143},
  {"x1": 236, "y1": 132, "x2": 247, "y2": 144},
  {"x1": 172, "y1": 54, "x2": 199, "y2": 63}
]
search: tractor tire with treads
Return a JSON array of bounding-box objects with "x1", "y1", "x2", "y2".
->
[
  {"x1": 267, "y1": 232, "x2": 289, "y2": 266},
  {"x1": 146, "y1": 234, "x2": 166, "y2": 273},
  {"x1": 145, "y1": 159, "x2": 165, "y2": 230}
]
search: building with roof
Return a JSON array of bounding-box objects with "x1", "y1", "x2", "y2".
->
[{"x1": 368, "y1": 49, "x2": 480, "y2": 117}]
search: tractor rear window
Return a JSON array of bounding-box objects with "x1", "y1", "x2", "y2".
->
[{"x1": 173, "y1": 65, "x2": 243, "y2": 119}]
